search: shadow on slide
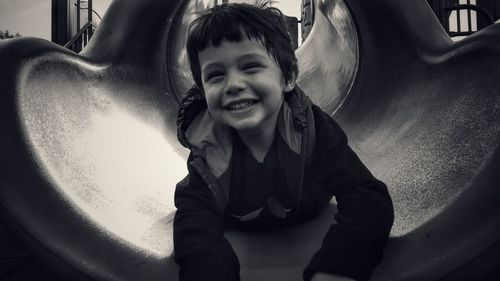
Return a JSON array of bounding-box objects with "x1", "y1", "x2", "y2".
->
[{"x1": 0, "y1": 0, "x2": 499, "y2": 280}]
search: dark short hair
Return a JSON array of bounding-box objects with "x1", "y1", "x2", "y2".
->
[{"x1": 186, "y1": 1, "x2": 298, "y2": 89}]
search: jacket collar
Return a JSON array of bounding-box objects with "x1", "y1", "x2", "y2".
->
[{"x1": 176, "y1": 85, "x2": 312, "y2": 178}]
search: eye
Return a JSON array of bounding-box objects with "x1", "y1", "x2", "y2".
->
[
  {"x1": 205, "y1": 71, "x2": 224, "y2": 83},
  {"x1": 243, "y1": 63, "x2": 264, "y2": 73}
]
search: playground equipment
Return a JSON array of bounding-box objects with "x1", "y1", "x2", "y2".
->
[{"x1": 0, "y1": 0, "x2": 499, "y2": 280}]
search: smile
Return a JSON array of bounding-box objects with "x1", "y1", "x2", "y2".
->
[{"x1": 223, "y1": 100, "x2": 258, "y2": 111}]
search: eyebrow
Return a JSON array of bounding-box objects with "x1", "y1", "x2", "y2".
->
[{"x1": 201, "y1": 53, "x2": 268, "y2": 74}]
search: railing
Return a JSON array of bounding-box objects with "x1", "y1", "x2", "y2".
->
[
  {"x1": 64, "y1": 22, "x2": 93, "y2": 52},
  {"x1": 427, "y1": 0, "x2": 497, "y2": 38},
  {"x1": 63, "y1": 0, "x2": 94, "y2": 52},
  {"x1": 444, "y1": 4, "x2": 495, "y2": 36}
]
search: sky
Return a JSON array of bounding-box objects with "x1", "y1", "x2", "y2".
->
[
  {"x1": 0, "y1": 0, "x2": 112, "y2": 40},
  {"x1": 0, "y1": 0, "x2": 300, "y2": 41},
  {"x1": 0, "y1": 0, "x2": 52, "y2": 39}
]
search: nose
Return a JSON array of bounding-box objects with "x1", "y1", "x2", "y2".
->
[{"x1": 224, "y1": 70, "x2": 246, "y2": 95}]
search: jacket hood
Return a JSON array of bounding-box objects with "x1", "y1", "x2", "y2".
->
[{"x1": 176, "y1": 85, "x2": 313, "y2": 178}]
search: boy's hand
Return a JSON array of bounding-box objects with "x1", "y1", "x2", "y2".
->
[{"x1": 311, "y1": 272, "x2": 356, "y2": 281}]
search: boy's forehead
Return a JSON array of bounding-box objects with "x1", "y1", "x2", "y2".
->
[
  {"x1": 198, "y1": 39, "x2": 272, "y2": 66},
  {"x1": 200, "y1": 36, "x2": 266, "y2": 53}
]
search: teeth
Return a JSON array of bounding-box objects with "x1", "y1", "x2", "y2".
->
[{"x1": 226, "y1": 100, "x2": 255, "y2": 110}]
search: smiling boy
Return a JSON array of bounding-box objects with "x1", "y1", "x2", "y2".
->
[
  {"x1": 174, "y1": 2, "x2": 394, "y2": 281},
  {"x1": 199, "y1": 38, "x2": 293, "y2": 162}
]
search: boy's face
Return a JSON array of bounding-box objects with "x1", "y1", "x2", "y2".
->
[{"x1": 198, "y1": 38, "x2": 295, "y2": 134}]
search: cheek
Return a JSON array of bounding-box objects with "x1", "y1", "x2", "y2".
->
[
  {"x1": 203, "y1": 89, "x2": 220, "y2": 110},
  {"x1": 264, "y1": 84, "x2": 285, "y2": 104},
  {"x1": 204, "y1": 95, "x2": 225, "y2": 121},
  {"x1": 205, "y1": 100, "x2": 219, "y2": 116}
]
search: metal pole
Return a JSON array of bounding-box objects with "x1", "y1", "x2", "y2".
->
[
  {"x1": 77, "y1": 0, "x2": 81, "y2": 32},
  {"x1": 51, "y1": 0, "x2": 70, "y2": 45},
  {"x1": 439, "y1": 0, "x2": 451, "y2": 31},
  {"x1": 88, "y1": 0, "x2": 93, "y2": 37},
  {"x1": 467, "y1": 0, "x2": 472, "y2": 32},
  {"x1": 88, "y1": 0, "x2": 92, "y2": 23}
]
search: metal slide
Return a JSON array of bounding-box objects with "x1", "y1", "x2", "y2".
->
[{"x1": 0, "y1": 0, "x2": 499, "y2": 280}]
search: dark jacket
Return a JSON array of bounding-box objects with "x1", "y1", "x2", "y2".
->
[{"x1": 173, "y1": 86, "x2": 394, "y2": 281}]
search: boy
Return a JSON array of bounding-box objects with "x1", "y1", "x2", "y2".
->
[{"x1": 174, "y1": 2, "x2": 394, "y2": 281}]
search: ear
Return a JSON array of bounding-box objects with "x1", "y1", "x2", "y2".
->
[{"x1": 283, "y1": 72, "x2": 297, "y2": 93}]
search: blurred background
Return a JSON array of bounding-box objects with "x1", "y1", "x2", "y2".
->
[{"x1": 2, "y1": 0, "x2": 498, "y2": 45}]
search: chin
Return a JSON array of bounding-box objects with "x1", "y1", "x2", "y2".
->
[
  {"x1": 227, "y1": 117, "x2": 264, "y2": 132},
  {"x1": 221, "y1": 112, "x2": 263, "y2": 132},
  {"x1": 229, "y1": 122, "x2": 261, "y2": 133}
]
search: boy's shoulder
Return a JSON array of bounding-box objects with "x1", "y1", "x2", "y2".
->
[{"x1": 310, "y1": 103, "x2": 347, "y2": 144}]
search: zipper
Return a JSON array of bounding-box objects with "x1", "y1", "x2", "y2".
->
[
  {"x1": 295, "y1": 125, "x2": 308, "y2": 214},
  {"x1": 190, "y1": 156, "x2": 226, "y2": 211}
]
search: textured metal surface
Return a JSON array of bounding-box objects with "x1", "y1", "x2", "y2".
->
[
  {"x1": 17, "y1": 58, "x2": 184, "y2": 255},
  {"x1": 0, "y1": 1, "x2": 187, "y2": 280},
  {"x1": 296, "y1": 0, "x2": 358, "y2": 114},
  {"x1": 0, "y1": 0, "x2": 499, "y2": 280}
]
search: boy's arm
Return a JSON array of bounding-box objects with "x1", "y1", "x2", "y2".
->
[
  {"x1": 174, "y1": 155, "x2": 240, "y2": 281},
  {"x1": 304, "y1": 106, "x2": 394, "y2": 281}
]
